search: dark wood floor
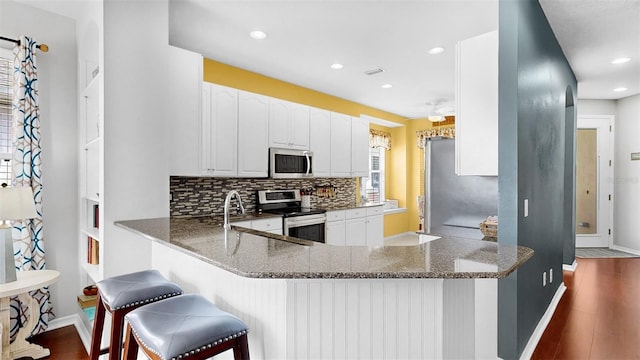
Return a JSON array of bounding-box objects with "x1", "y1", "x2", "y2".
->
[
  {"x1": 19, "y1": 257, "x2": 640, "y2": 360},
  {"x1": 532, "y1": 257, "x2": 640, "y2": 359},
  {"x1": 19, "y1": 324, "x2": 88, "y2": 360}
]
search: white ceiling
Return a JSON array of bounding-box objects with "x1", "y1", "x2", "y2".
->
[
  {"x1": 169, "y1": 0, "x2": 499, "y2": 119},
  {"x1": 10, "y1": 0, "x2": 640, "y2": 118},
  {"x1": 539, "y1": 0, "x2": 640, "y2": 101}
]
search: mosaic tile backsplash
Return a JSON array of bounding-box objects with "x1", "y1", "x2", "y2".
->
[{"x1": 170, "y1": 177, "x2": 357, "y2": 217}]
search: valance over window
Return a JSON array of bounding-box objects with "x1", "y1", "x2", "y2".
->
[
  {"x1": 416, "y1": 127, "x2": 455, "y2": 149},
  {"x1": 369, "y1": 129, "x2": 391, "y2": 150}
]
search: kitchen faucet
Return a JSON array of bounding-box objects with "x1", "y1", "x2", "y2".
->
[{"x1": 223, "y1": 190, "x2": 245, "y2": 230}]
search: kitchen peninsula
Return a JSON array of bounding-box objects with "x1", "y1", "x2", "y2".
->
[{"x1": 117, "y1": 217, "x2": 533, "y2": 359}]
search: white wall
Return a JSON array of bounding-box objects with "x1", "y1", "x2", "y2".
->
[
  {"x1": 578, "y1": 97, "x2": 640, "y2": 252},
  {"x1": 102, "y1": 0, "x2": 202, "y2": 278},
  {"x1": 577, "y1": 99, "x2": 617, "y2": 116},
  {"x1": 613, "y1": 95, "x2": 640, "y2": 251},
  {"x1": 0, "y1": 1, "x2": 79, "y2": 319}
]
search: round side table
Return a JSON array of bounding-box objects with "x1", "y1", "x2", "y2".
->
[{"x1": 0, "y1": 270, "x2": 60, "y2": 359}]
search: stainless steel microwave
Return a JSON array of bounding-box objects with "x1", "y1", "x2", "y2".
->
[{"x1": 269, "y1": 148, "x2": 313, "y2": 178}]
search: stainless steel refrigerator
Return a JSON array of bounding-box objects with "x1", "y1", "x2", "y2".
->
[{"x1": 424, "y1": 137, "x2": 498, "y2": 239}]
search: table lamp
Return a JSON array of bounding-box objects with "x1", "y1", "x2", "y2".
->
[{"x1": 0, "y1": 186, "x2": 38, "y2": 284}]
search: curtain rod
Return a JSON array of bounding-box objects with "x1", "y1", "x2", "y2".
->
[{"x1": 0, "y1": 36, "x2": 49, "y2": 52}]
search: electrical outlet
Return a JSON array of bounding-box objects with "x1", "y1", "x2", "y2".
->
[
  {"x1": 543, "y1": 271, "x2": 547, "y2": 287},
  {"x1": 550, "y1": 268, "x2": 553, "y2": 283}
]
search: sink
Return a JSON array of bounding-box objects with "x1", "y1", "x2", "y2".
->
[{"x1": 418, "y1": 234, "x2": 441, "y2": 243}]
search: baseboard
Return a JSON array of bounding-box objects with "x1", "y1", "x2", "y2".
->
[
  {"x1": 562, "y1": 260, "x2": 578, "y2": 272},
  {"x1": 611, "y1": 244, "x2": 640, "y2": 256},
  {"x1": 519, "y1": 282, "x2": 567, "y2": 360},
  {"x1": 47, "y1": 314, "x2": 92, "y2": 353}
]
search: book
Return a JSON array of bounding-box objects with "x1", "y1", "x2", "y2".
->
[
  {"x1": 77, "y1": 294, "x2": 97, "y2": 308},
  {"x1": 83, "y1": 306, "x2": 96, "y2": 321},
  {"x1": 93, "y1": 204, "x2": 99, "y2": 229},
  {"x1": 87, "y1": 236, "x2": 99, "y2": 265}
]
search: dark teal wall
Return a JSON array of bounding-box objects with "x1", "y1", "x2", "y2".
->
[{"x1": 497, "y1": 0, "x2": 577, "y2": 358}]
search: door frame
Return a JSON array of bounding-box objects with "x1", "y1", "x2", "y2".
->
[{"x1": 576, "y1": 115, "x2": 614, "y2": 248}]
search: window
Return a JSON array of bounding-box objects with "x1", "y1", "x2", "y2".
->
[
  {"x1": 360, "y1": 147, "x2": 385, "y2": 204},
  {"x1": 0, "y1": 48, "x2": 13, "y2": 186}
]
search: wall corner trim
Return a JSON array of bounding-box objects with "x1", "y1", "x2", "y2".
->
[{"x1": 562, "y1": 260, "x2": 578, "y2": 272}]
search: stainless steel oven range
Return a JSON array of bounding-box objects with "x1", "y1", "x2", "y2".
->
[{"x1": 257, "y1": 189, "x2": 326, "y2": 243}]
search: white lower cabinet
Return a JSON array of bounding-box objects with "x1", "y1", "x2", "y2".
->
[
  {"x1": 326, "y1": 219, "x2": 346, "y2": 246},
  {"x1": 233, "y1": 217, "x2": 282, "y2": 235},
  {"x1": 365, "y1": 206, "x2": 384, "y2": 247},
  {"x1": 326, "y1": 206, "x2": 383, "y2": 246},
  {"x1": 251, "y1": 218, "x2": 283, "y2": 235},
  {"x1": 345, "y1": 217, "x2": 367, "y2": 246}
]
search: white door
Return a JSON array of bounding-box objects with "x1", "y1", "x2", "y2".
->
[{"x1": 576, "y1": 115, "x2": 613, "y2": 248}]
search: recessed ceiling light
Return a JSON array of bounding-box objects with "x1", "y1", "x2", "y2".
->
[
  {"x1": 249, "y1": 30, "x2": 267, "y2": 40},
  {"x1": 613, "y1": 87, "x2": 628, "y2": 92},
  {"x1": 381, "y1": 84, "x2": 393, "y2": 89},
  {"x1": 428, "y1": 47, "x2": 445, "y2": 55},
  {"x1": 330, "y1": 63, "x2": 344, "y2": 70},
  {"x1": 611, "y1": 57, "x2": 631, "y2": 64}
]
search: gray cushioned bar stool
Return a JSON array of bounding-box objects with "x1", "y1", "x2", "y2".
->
[
  {"x1": 89, "y1": 269, "x2": 183, "y2": 360},
  {"x1": 122, "y1": 293, "x2": 250, "y2": 360}
]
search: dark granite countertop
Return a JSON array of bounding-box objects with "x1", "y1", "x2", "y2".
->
[{"x1": 115, "y1": 216, "x2": 533, "y2": 280}]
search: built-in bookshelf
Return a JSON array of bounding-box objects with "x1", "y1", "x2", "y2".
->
[
  {"x1": 79, "y1": 68, "x2": 102, "y2": 283},
  {"x1": 78, "y1": 18, "x2": 103, "y2": 285}
]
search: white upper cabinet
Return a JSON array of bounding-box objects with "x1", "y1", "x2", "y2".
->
[
  {"x1": 309, "y1": 107, "x2": 331, "y2": 177},
  {"x1": 269, "y1": 98, "x2": 310, "y2": 150},
  {"x1": 201, "y1": 82, "x2": 238, "y2": 177},
  {"x1": 238, "y1": 90, "x2": 269, "y2": 177},
  {"x1": 330, "y1": 112, "x2": 352, "y2": 177},
  {"x1": 455, "y1": 30, "x2": 498, "y2": 176},
  {"x1": 351, "y1": 116, "x2": 370, "y2": 177}
]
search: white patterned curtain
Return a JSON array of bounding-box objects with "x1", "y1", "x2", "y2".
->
[
  {"x1": 416, "y1": 127, "x2": 455, "y2": 149},
  {"x1": 11, "y1": 35, "x2": 52, "y2": 339},
  {"x1": 369, "y1": 129, "x2": 391, "y2": 150}
]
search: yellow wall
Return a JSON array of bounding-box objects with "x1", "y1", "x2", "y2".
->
[{"x1": 203, "y1": 58, "x2": 440, "y2": 237}]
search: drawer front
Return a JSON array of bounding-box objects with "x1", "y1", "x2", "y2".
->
[
  {"x1": 326, "y1": 210, "x2": 346, "y2": 222},
  {"x1": 366, "y1": 206, "x2": 384, "y2": 216},
  {"x1": 231, "y1": 220, "x2": 252, "y2": 228},
  {"x1": 252, "y1": 218, "x2": 283, "y2": 232},
  {"x1": 344, "y1": 208, "x2": 366, "y2": 219}
]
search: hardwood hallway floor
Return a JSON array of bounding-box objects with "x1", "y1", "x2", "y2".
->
[
  {"x1": 17, "y1": 257, "x2": 640, "y2": 360},
  {"x1": 533, "y1": 257, "x2": 640, "y2": 359}
]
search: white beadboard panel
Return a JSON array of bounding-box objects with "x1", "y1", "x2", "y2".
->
[
  {"x1": 333, "y1": 282, "x2": 347, "y2": 360},
  {"x1": 370, "y1": 282, "x2": 385, "y2": 358},
  {"x1": 474, "y1": 278, "x2": 498, "y2": 358},
  {"x1": 286, "y1": 279, "x2": 449, "y2": 360},
  {"x1": 443, "y1": 279, "x2": 475, "y2": 359}
]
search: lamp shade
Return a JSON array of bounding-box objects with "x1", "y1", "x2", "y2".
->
[{"x1": 0, "y1": 186, "x2": 38, "y2": 220}]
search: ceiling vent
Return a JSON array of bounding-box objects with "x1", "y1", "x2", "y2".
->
[{"x1": 364, "y1": 68, "x2": 384, "y2": 76}]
